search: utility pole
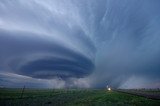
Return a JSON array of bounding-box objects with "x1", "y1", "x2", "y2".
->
[{"x1": 20, "y1": 85, "x2": 25, "y2": 99}]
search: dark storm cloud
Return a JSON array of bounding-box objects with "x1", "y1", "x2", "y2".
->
[
  {"x1": 0, "y1": 0, "x2": 160, "y2": 88},
  {"x1": 0, "y1": 0, "x2": 95, "y2": 80},
  {"x1": 19, "y1": 57, "x2": 94, "y2": 79},
  {"x1": 0, "y1": 29, "x2": 94, "y2": 79}
]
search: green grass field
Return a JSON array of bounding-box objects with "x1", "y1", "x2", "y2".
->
[{"x1": 0, "y1": 88, "x2": 160, "y2": 106}]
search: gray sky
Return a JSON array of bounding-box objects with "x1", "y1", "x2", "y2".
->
[{"x1": 0, "y1": 0, "x2": 160, "y2": 88}]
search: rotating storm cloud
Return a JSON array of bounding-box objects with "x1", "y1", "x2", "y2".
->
[{"x1": 0, "y1": 0, "x2": 160, "y2": 88}]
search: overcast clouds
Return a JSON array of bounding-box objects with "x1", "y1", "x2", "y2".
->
[{"x1": 0, "y1": 0, "x2": 160, "y2": 88}]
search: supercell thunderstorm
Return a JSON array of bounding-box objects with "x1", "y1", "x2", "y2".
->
[{"x1": 0, "y1": 0, "x2": 160, "y2": 88}]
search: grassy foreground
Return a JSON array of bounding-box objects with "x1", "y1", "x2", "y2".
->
[{"x1": 0, "y1": 88, "x2": 160, "y2": 106}]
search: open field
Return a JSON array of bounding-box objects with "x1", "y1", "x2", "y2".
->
[
  {"x1": 0, "y1": 88, "x2": 160, "y2": 106},
  {"x1": 116, "y1": 89, "x2": 160, "y2": 100}
]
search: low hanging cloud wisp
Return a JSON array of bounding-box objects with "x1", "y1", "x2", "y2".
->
[{"x1": 0, "y1": 0, "x2": 160, "y2": 88}]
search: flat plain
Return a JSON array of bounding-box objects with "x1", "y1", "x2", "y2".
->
[{"x1": 0, "y1": 88, "x2": 160, "y2": 106}]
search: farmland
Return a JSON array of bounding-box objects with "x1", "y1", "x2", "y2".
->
[{"x1": 0, "y1": 88, "x2": 160, "y2": 106}]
